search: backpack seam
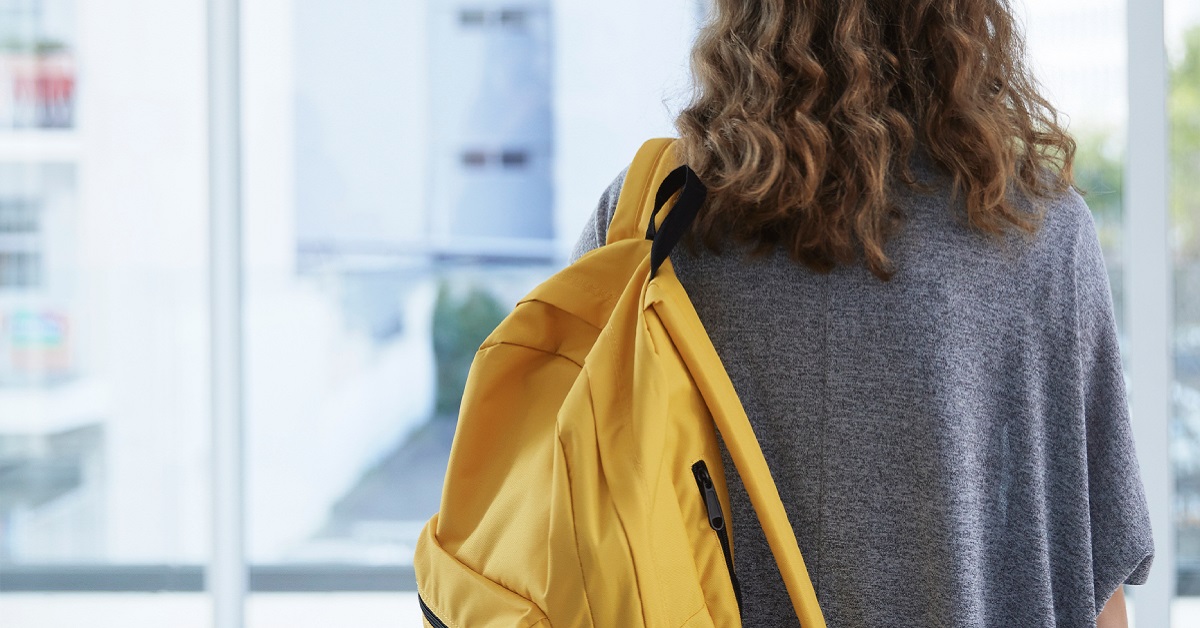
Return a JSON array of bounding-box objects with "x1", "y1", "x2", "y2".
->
[
  {"x1": 477, "y1": 340, "x2": 586, "y2": 370},
  {"x1": 679, "y1": 602, "x2": 714, "y2": 627},
  {"x1": 518, "y1": 297, "x2": 607, "y2": 333},
  {"x1": 416, "y1": 536, "x2": 549, "y2": 628},
  {"x1": 557, "y1": 432, "x2": 598, "y2": 625},
  {"x1": 586, "y1": 359, "x2": 654, "y2": 626}
]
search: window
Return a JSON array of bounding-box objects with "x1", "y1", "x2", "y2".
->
[
  {"x1": 458, "y1": 148, "x2": 531, "y2": 169},
  {"x1": 1169, "y1": 0, "x2": 1200, "y2": 605},
  {"x1": 0, "y1": 251, "x2": 39, "y2": 287},
  {"x1": 247, "y1": 0, "x2": 560, "y2": 579},
  {"x1": 457, "y1": 9, "x2": 485, "y2": 26},
  {"x1": 0, "y1": 198, "x2": 40, "y2": 233},
  {"x1": 0, "y1": 0, "x2": 213, "y2": 621},
  {"x1": 0, "y1": 0, "x2": 1194, "y2": 626},
  {"x1": 457, "y1": 8, "x2": 529, "y2": 29},
  {"x1": 0, "y1": 162, "x2": 70, "y2": 293},
  {"x1": 0, "y1": 0, "x2": 75, "y2": 129}
]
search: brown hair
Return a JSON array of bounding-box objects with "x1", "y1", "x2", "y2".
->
[{"x1": 675, "y1": 0, "x2": 1076, "y2": 280}]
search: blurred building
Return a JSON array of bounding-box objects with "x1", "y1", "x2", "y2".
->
[{"x1": 0, "y1": 0, "x2": 694, "y2": 567}]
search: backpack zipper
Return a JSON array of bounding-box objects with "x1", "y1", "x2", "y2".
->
[
  {"x1": 692, "y1": 460, "x2": 744, "y2": 614},
  {"x1": 418, "y1": 593, "x2": 450, "y2": 628}
]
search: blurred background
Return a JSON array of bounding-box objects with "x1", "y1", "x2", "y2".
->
[{"x1": 0, "y1": 0, "x2": 1195, "y2": 625}]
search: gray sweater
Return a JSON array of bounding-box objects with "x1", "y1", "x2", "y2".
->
[{"x1": 570, "y1": 148, "x2": 1155, "y2": 627}]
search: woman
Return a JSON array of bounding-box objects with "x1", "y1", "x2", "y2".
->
[{"x1": 571, "y1": 1, "x2": 1154, "y2": 626}]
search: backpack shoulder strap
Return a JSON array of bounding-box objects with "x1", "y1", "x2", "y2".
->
[{"x1": 606, "y1": 138, "x2": 679, "y2": 244}]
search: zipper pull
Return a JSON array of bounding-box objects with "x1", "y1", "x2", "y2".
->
[{"x1": 693, "y1": 462, "x2": 726, "y2": 531}]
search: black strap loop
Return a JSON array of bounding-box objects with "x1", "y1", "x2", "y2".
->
[{"x1": 646, "y1": 165, "x2": 706, "y2": 278}]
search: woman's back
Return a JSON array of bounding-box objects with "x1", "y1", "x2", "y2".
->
[{"x1": 570, "y1": 145, "x2": 1153, "y2": 626}]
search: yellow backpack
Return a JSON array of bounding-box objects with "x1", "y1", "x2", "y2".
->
[{"x1": 414, "y1": 138, "x2": 828, "y2": 628}]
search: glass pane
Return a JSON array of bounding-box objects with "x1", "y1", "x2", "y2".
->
[
  {"x1": 244, "y1": 0, "x2": 557, "y2": 573},
  {"x1": 1169, "y1": 0, "x2": 1200, "y2": 619},
  {"x1": 0, "y1": 0, "x2": 211, "y2": 621},
  {"x1": 244, "y1": 0, "x2": 700, "y2": 622}
]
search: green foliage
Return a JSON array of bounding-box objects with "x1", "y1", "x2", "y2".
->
[
  {"x1": 0, "y1": 37, "x2": 67, "y2": 54},
  {"x1": 1072, "y1": 131, "x2": 1125, "y2": 256},
  {"x1": 1072, "y1": 133, "x2": 1123, "y2": 223},
  {"x1": 431, "y1": 280, "x2": 507, "y2": 418},
  {"x1": 1062, "y1": 24, "x2": 1200, "y2": 259},
  {"x1": 1172, "y1": 24, "x2": 1200, "y2": 258}
]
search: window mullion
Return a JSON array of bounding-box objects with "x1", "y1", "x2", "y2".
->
[{"x1": 1125, "y1": 0, "x2": 1174, "y2": 623}]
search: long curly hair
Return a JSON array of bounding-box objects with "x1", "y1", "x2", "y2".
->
[{"x1": 675, "y1": 0, "x2": 1076, "y2": 281}]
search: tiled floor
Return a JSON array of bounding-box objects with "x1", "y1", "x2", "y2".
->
[{"x1": 0, "y1": 592, "x2": 1197, "y2": 627}]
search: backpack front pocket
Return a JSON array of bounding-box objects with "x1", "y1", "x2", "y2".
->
[
  {"x1": 691, "y1": 460, "x2": 743, "y2": 616},
  {"x1": 414, "y1": 515, "x2": 550, "y2": 628}
]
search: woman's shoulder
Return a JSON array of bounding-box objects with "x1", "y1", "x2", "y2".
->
[
  {"x1": 908, "y1": 160, "x2": 1101, "y2": 272},
  {"x1": 574, "y1": 156, "x2": 1104, "y2": 283},
  {"x1": 1015, "y1": 182, "x2": 1107, "y2": 276},
  {"x1": 569, "y1": 167, "x2": 629, "y2": 263}
]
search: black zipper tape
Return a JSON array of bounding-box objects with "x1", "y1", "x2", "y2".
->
[
  {"x1": 418, "y1": 592, "x2": 450, "y2": 628},
  {"x1": 692, "y1": 459, "x2": 744, "y2": 615}
]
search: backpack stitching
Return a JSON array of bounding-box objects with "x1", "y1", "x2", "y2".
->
[{"x1": 557, "y1": 431, "x2": 598, "y2": 626}]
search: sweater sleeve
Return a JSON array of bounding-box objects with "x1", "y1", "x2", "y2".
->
[
  {"x1": 569, "y1": 167, "x2": 629, "y2": 264},
  {"x1": 1073, "y1": 197, "x2": 1156, "y2": 615}
]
